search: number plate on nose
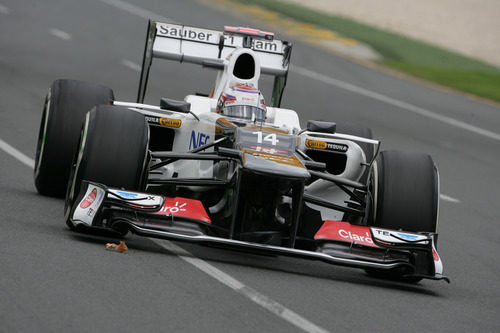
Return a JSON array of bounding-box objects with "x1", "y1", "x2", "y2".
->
[{"x1": 236, "y1": 127, "x2": 296, "y2": 156}]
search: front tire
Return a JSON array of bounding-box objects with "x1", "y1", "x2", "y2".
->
[
  {"x1": 372, "y1": 150, "x2": 439, "y2": 233},
  {"x1": 65, "y1": 105, "x2": 150, "y2": 229},
  {"x1": 366, "y1": 150, "x2": 439, "y2": 283}
]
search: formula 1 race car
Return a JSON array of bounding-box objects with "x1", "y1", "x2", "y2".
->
[{"x1": 34, "y1": 22, "x2": 448, "y2": 283}]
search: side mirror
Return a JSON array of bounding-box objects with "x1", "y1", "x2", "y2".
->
[
  {"x1": 306, "y1": 120, "x2": 336, "y2": 134},
  {"x1": 160, "y1": 98, "x2": 191, "y2": 113}
]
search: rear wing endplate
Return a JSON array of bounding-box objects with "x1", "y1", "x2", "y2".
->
[{"x1": 137, "y1": 21, "x2": 292, "y2": 106}]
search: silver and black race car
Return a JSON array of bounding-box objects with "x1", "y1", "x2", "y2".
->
[{"x1": 34, "y1": 22, "x2": 448, "y2": 283}]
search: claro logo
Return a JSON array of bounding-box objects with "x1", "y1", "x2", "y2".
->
[
  {"x1": 338, "y1": 229, "x2": 373, "y2": 244},
  {"x1": 159, "y1": 201, "x2": 187, "y2": 214}
]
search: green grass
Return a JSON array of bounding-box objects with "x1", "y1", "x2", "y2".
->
[
  {"x1": 234, "y1": 0, "x2": 500, "y2": 102},
  {"x1": 384, "y1": 62, "x2": 500, "y2": 101}
]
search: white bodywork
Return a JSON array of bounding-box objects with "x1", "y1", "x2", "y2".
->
[{"x1": 117, "y1": 22, "x2": 380, "y2": 220}]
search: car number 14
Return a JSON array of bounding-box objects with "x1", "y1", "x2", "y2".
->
[{"x1": 252, "y1": 131, "x2": 279, "y2": 146}]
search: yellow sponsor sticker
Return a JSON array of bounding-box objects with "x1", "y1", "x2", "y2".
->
[
  {"x1": 159, "y1": 118, "x2": 182, "y2": 128},
  {"x1": 305, "y1": 139, "x2": 327, "y2": 150}
]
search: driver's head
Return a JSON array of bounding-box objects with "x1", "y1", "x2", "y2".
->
[{"x1": 216, "y1": 84, "x2": 266, "y2": 122}]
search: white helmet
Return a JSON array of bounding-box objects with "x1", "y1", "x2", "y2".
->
[{"x1": 216, "y1": 84, "x2": 267, "y2": 122}]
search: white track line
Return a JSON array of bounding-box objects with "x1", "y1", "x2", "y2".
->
[
  {"x1": 153, "y1": 239, "x2": 329, "y2": 333},
  {"x1": 98, "y1": 0, "x2": 176, "y2": 23},
  {"x1": 440, "y1": 194, "x2": 460, "y2": 203},
  {"x1": 0, "y1": 138, "x2": 35, "y2": 168},
  {"x1": 49, "y1": 28, "x2": 72, "y2": 41},
  {"x1": 0, "y1": 3, "x2": 10, "y2": 15},
  {"x1": 292, "y1": 65, "x2": 500, "y2": 142},
  {"x1": 121, "y1": 59, "x2": 141, "y2": 72}
]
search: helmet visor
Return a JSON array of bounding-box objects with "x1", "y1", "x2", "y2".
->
[{"x1": 223, "y1": 105, "x2": 266, "y2": 121}]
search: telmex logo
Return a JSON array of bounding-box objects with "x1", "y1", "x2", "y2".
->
[
  {"x1": 116, "y1": 191, "x2": 138, "y2": 199},
  {"x1": 305, "y1": 139, "x2": 327, "y2": 150},
  {"x1": 159, "y1": 118, "x2": 181, "y2": 128},
  {"x1": 338, "y1": 229, "x2": 373, "y2": 244},
  {"x1": 396, "y1": 232, "x2": 419, "y2": 241}
]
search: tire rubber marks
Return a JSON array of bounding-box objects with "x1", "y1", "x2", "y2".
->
[
  {"x1": 49, "y1": 28, "x2": 72, "y2": 41},
  {"x1": 0, "y1": 4, "x2": 10, "y2": 15},
  {"x1": 121, "y1": 59, "x2": 141, "y2": 72}
]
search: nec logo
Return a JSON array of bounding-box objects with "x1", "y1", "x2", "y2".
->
[{"x1": 189, "y1": 131, "x2": 210, "y2": 150}]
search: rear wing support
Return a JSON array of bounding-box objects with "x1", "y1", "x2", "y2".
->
[
  {"x1": 137, "y1": 21, "x2": 292, "y2": 107},
  {"x1": 137, "y1": 20, "x2": 156, "y2": 104}
]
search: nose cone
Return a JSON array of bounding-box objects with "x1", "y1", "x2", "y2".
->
[{"x1": 241, "y1": 150, "x2": 310, "y2": 180}]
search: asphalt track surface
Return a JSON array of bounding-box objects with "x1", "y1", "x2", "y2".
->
[{"x1": 1, "y1": 0, "x2": 499, "y2": 332}]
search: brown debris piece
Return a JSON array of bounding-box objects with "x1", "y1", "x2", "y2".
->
[{"x1": 105, "y1": 241, "x2": 129, "y2": 253}]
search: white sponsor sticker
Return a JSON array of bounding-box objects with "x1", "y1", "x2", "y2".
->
[
  {"x1": 107, "y1": 189, "x2": 163, "y2": 207},
  {"x1": 156, "y1": 23, "x2": 283, "y2": 54},
  {"x1": 157, "y1": 23, "x2": 219, "y2": 43},
  {"x1": 371, "y1": 228, "x2": 430, "y2": 245},
  {"x1": 72, "y1": 185, "x2": 105, "y2": 226}
]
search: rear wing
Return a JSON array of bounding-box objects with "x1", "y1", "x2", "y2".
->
[{"x1": 137, "y1": 21, "x2": 292, "y2": 106}]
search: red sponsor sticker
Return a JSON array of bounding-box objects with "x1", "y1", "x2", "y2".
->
[
  {"x1": 234, "y1": 84, "x2": 258, "y2": 92},
  {"x1": 155, "y1": 197, "x2": 211, "y2": 223},
  {"x1": 80, "y1": 188, "x2": 97, "y2": 209},
  {"x1": 314, "y1": 220, "x2": 378, "y2": 247},
  {"x1": 432, "y1": 247, "x2": 440, "y2": 261}
]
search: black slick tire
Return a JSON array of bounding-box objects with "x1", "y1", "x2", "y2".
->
[
  {"x1": 373, "y1": 150, "x2": 439, "y2": 233},
  {"x1": 34, "y1": 79, "x2": 114, "y2": 197},
  {"x1": 366, "y1": 150, "x2": 439, "y2": 283},
  {"x1": 65, "y1": 105, "x2": 149, "y2": 229}
]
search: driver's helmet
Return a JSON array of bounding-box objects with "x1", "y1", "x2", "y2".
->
[{"x1": 216, "y1": 84, "x2": 266, "y2": 121}]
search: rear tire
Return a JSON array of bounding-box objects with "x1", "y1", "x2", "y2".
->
[
  {"x1": 34, "y1": 79, "x2": 114, "y2": 197},
  {"x1": 65, "y1": 105, "x2": 150, "y2": 229}
]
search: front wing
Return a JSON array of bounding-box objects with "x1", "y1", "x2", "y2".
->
[{"x1": 69, "y1": 181, "x2": 449, "y2": 282}]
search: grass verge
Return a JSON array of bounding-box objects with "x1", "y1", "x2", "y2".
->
[{"x1": 233, "y1": 0, "x2": 500, "y2": 102}]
